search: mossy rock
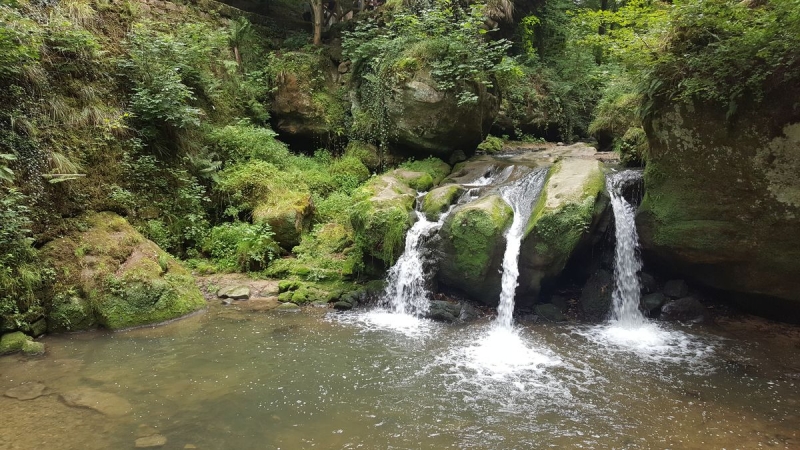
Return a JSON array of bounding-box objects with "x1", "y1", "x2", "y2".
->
[
  {"x1": 639, "y1": 97, "x2": 800, "y2": 315},
  {"x1": 519, "y1": 160, "x2": 608, "y2": 299},
  {"x1": 392, "y1": 169, "x2": 434, "y2": 191},
  {"x1": 253, "y1": 191, "x2": 314, "y2": 250},
  {"x1": 399, "y1": 158, "x2": 452, "y2": 186},
  {"x1": 436, "y1": 195, "x2": 513, "y2": 303},
  {"x1": 345, "y1": 141, "x2": 382, "y2": 172},
  {"x1": 350, "y1": 174, "x2": 416, "y2": 265},
  {"x1": 0, "y1": 331, "x2": 31, "y2": 355},
  {"x1": 421, "y1": 185, "x2": 466, "y2": 221},
  {"x1": 477, "y1": 135, "x2": 504, "y2": 154},
  {"x1": 41, "y1": 212, "x2": 206, "y2": 331},
  {"x1": 21, "y1": 340, "x2": 45, "y2": 355}
]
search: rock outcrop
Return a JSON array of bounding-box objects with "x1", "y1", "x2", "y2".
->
[
  {"x1": 638, "y1": 97, "x2": 800, "y2": 315},
  {"x1": 42, "y1": 212, "x2": 206, "y2": 331}
]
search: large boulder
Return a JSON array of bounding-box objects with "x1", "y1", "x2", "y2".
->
[
  {"x1": 421, "y1": 185, "x2": 465, "y2": 221},
  {"x1": 638, "y1": 97, "x2": 800, "y2": 316},
  {"x1": 354, "y1": 69, "x2": 498, "y2": 161},
  {"x1": 518, "y1": 159, "x2": 608, "y2": 300},
  {"x1": 268, "y1": 52, "x2": 343, "y2": 143},
  {"x1": 436, "y1": 195, "x2": 513, "y2": 303},
  {"x1": 42, "y1": 212, "x2": 206, "y2": 331},
  {"x1": 252, "y1": 191, "x2": 314, "y2": 249},
  {"x1": 349, "y1": 173, "x2": 417, "y2": 266}
]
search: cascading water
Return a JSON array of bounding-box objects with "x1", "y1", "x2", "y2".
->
[
  {"x1": 382, "y1": 201, "x2": 449, "y2": 316},
  {"x1": 606, "y1": 170, "x2": 646, "y2": 327},
  {"x1": 382, "y1": 168, "x2": 510, "y2": 317},
  {"x1": 496, "y1": 168, "x2": 548, "y2": 329}
]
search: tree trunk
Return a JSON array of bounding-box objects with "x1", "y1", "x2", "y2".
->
[{"x1": 312, "y1": 0, "x2": 323, "y2": 46}]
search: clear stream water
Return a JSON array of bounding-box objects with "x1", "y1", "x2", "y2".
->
[
  {"x1": 1, "y1": 305, "x2": 798, "y2": 449},
  {"x1": 1, "y1": 169, "x2": 798, "y2": 449}
]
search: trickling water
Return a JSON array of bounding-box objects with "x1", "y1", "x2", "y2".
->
[
  {"x1": 496, "y1": 168, "x2": 548, "y2": 329},
  {"x1": 382, "y1": 205, "x2": 449, "y2": 316},
  {"x1": 606, "y1": 170, "x2": 646, "y2": 327}
]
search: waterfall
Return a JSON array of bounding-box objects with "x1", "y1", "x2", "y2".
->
[
  {"x1": 382, "y1": 204, "x2": 448, "y2": 316},
  {"x1": 496, "y1": 168, "x2": 548, "y2": 330},
  {"x1": 382, "y1": 168, "x2": 504, "y2": 316},
  {"x1": 606, "y1": 170, "x2": 646, "y2": 327}
]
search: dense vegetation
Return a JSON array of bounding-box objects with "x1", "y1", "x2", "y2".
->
[{"x1": 1, "y1": 0, "x2": 797, "y2": 332}]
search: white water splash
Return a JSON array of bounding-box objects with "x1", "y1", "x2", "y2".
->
[
  {"x1": 606, "y1": 170, "x2": 646, "y2": 327},
  {"x1": 496, "y1": 168, "x2": 548, "y2": 329},
  {"x1": 333, "y1": 309, "x2": 438, "y2": 338},
  {"x1": 382, "y1": 208, "x2": 448, "y2": 316}
]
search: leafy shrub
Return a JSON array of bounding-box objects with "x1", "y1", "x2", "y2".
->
[
  {"x1": 202, "y1": 222, "x2": 279, "y2": 272},
  {"x1": 208, "y1": 121, "x2": 291, "y2": 165}
]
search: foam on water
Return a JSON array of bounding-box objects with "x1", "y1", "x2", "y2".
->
[
  {"x1": 332, "y1": 309, "x2": 438, "y2": 338},
  {"x1": 575, "y1": 322, "x2": 717, "y2": 365}
]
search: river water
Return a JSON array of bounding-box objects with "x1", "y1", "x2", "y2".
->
[{"x1": 1, "y1": 303, "x2": 797, "y2": 449}]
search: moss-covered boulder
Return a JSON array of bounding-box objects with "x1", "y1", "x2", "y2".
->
[
  {"x1": 436, "y1": 195, "x2": 513, "y2": 303},
  {"x1": 350, "y1": 174, "x2": 417, "y2": 266},
  {"x1": 638, "y1": 98, "x2": 800, "y2": 315},
  {"x1": 519, "y1": 160, "x2": 608, "y2": 299},
  {"x1": 253, "y1": 191, "x2": 314, "y2": 249},
  {"x1": 268, "y1": 51, "x2": 344, "y2": 142},
  {"x1": 42, "y1": 212, "x2": 206, "y2": 331},
  {"x1": 0, "y1": 332, "x2": 30, "y2": 354},
  {"x1": 421, "y1": 185, "x2": 466, "y2": 221},
  {"x1": 364, "y1": 69, "x2": 498, "y2": 160}
]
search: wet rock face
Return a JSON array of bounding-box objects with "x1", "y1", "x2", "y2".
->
[
  {"x1": 638, "y1": 97, "x2": 800, "y2": 315},
  {"x1": 661, "y1": 297, "x2": 707, "y2": 322},
  {"x1": 436, "y1": 195, "x2": 513, "y2": 304}
]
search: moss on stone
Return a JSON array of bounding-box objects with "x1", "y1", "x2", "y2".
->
[
  {"x1": 438, "y1": 195, "x2": 513, "y2": 298},
  {"x1": 41, "y1": 212, "x2": 206, "y2": 331},
  {"x1": 399, "y1": 157, "x2": 451, "y2": 185},
  {"x1": 253, "y1": 191, "x2": 314, "y2": 250},
  {"x1": 349, "y1": 174, "x2": 416, "y2": 265},
  {"x1": 0, "y1": 331, "x2": 30, "y2": 354},
  {"x1": 421, "y1": 184, "x2": 466, "y2": 221},
  {"x1": 21, "y1": 339, "x2": 45, "y2": 355}
]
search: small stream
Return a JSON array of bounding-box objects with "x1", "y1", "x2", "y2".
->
[{"x1": 1, "y1": 304, "x2": 797, "y2": 449}]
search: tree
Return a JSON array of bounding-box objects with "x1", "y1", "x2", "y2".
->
[{"x1": 312, "y1": 0, "x2": 323, "y2": 46}]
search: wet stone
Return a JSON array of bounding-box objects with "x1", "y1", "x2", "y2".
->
[
  {"x1": 661, "y1": 297, "x2": 706, "y2": 322},
  {"x1": 642, "y1": 293, "x2": 667, "y2": 313},
  {"x1": 534, "y1": 304, "x2": 566, "y2": 322},
  {"x1": 275, "y1": 302, "x2": 300, "y2": 312},
  {"x1": 60, "y1": 388, "x2": 132, "y2": 416},
  {"x1": 5, "y1": 382, "x2": 46, "y2": 400},
  {"x1": 217, "y1": 285, "x2": 251, "y2": 300},
  {"x1": 135, "y1": 434, "x2": 167, "y2": 448},
  {"x1": 663, "y1": 279, "x2": 689, "y2": 299}
]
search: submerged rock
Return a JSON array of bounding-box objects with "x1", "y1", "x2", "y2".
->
[
  {"x1": 534, "y1": 304, "x2": 566, "y2": 322},
  {"x1": 274, "y1": 302, "x2": 301, "y2": 312},
  {"x1": 135, "y1": 434, "x2": 167, "y2": 448},
  {"x1": 60, "y1": 388, "x2": 132, "y2": 416},
  {"x1": 638, "y1": 97, "x2": 800, "y2": 316},
  {"x1": 5, "y1": 382, "x2": 46, "y2": 400},
  {"x1": 41, "y1": 212, "x2": 206, "y2": 331}
]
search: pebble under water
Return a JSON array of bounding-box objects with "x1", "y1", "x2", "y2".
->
[{"x1": 0, "y1": 304, "x2": 798, "y2": 449}]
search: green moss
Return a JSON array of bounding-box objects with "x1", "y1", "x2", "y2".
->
[
  {"x1": 0, "y1": 331, "x2": 30, "y2": 354},
  {"x1": 421, "y1": 185, "x2": 465, "y2": 221},
  {"x1": 399, "y1": 157, "x2": 451, "y2": 185},
  {"x1": 442, "y1": 195, "x2": 513, "y2": 282},
  {"x1": 278, "y1": 280, "x2": 300, "y2": 293},
  {"x1": 345, "y1": 140, "x2": 382, "y2": 172},
  {"x1": 477, "y1": 135, "x2": 504, "y2": 154},
  {"x1": 277, "y1": 291, "x2": 294, "y2": 302},
  {"x1": 530, "y1": 199, "x2": 595, "y2": 265},
  {"x1": 42, "y1": 213, "x2": 206, "y2": 331},
  {"x1": 21, "y1": 339, "x2": 45, "y2": 355}
]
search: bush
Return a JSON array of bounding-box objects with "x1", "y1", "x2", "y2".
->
[
  {"x1": 202, "y1": 222, "x2": 279, "y2": 272},
  {"x1": 208, "y1": 122, "x2": 291, "y2": 165}
]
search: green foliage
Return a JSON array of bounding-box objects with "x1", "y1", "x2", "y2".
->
[
  {"x1": 202, "y1": 221, "x2": 279, "y2": 272},
  {"x1": 343, "y1": 0, "x2": 512, "y2": 145},
  {"x1": 644, "y1": 0, "x2": 800, "y2": 115},
  {"x1": 477, "y1": 135, "x2": 504, "y2": 154},
  {"x1": 399, "y1": 157, "x2": 451, "y2": 185},
  {"x1": 0, "y1": 189, "x2": 50, "y2": 330},
  {"x1": 208, "y1": 121, "x2": 291, "y2": 164}
]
